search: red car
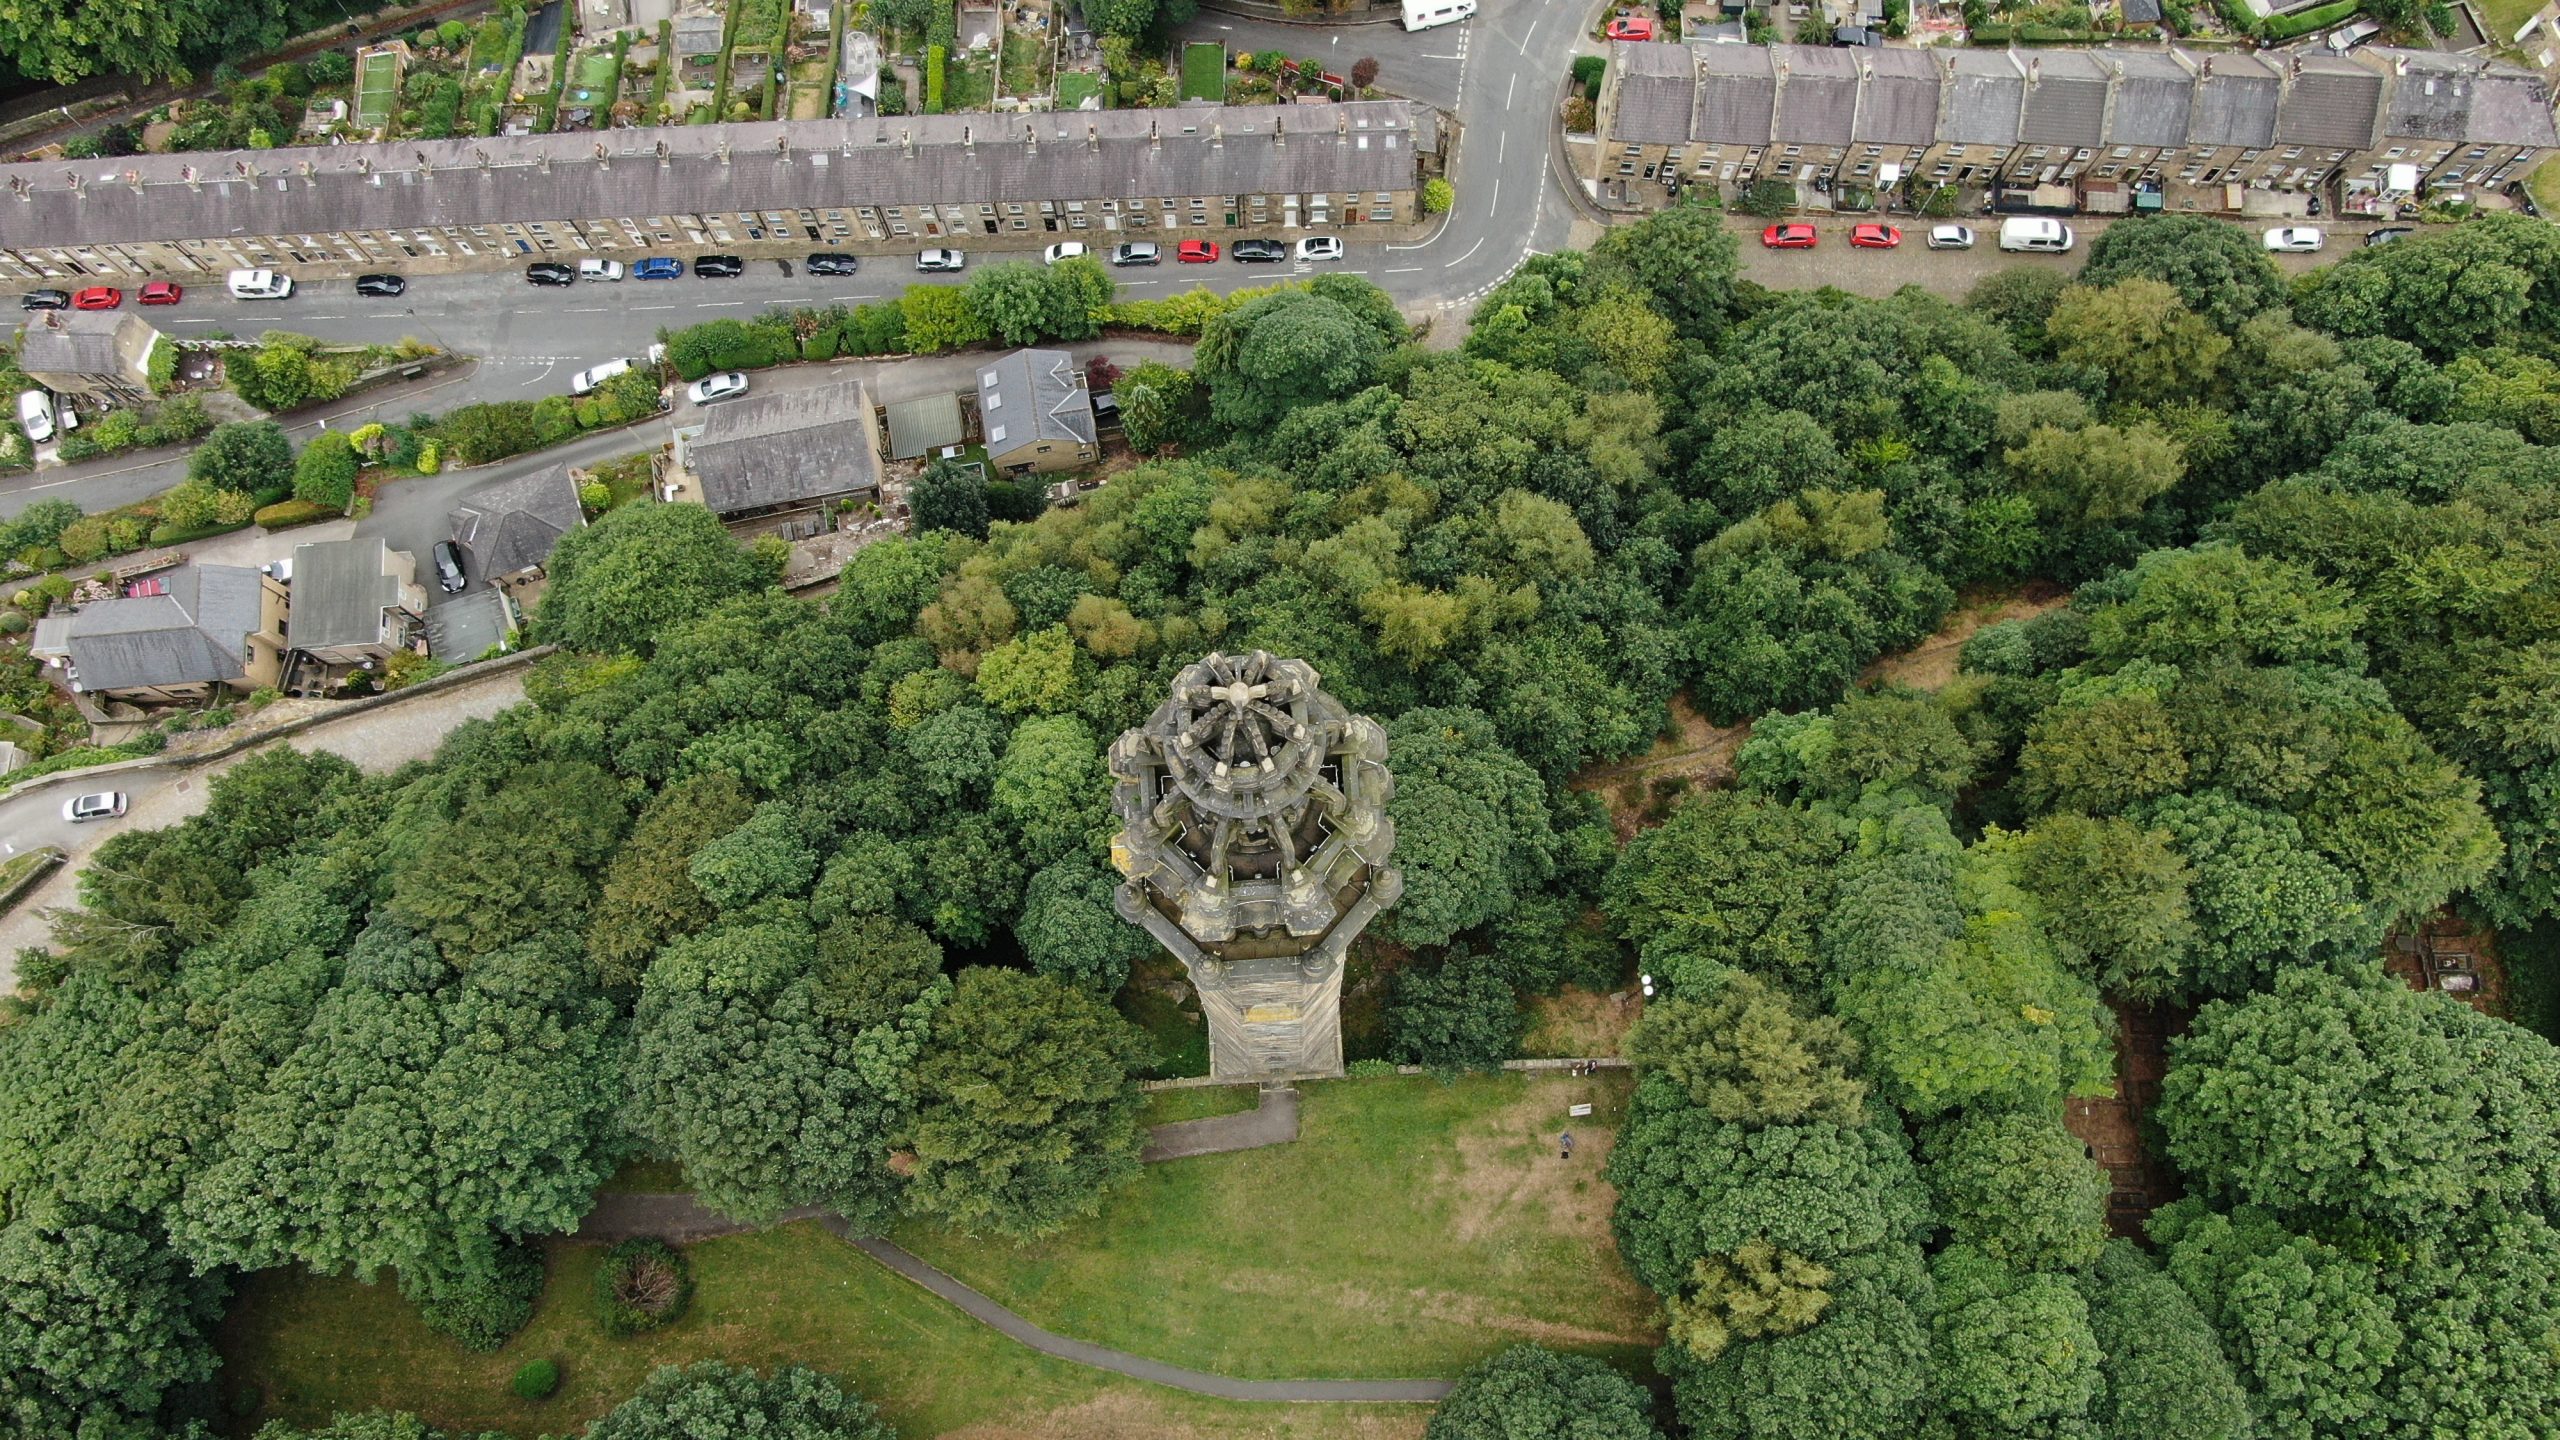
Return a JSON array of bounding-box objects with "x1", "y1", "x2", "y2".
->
[
  {"x1": 138, "y1": 281, "x2": 183, "y2": 306},
  {"x1": 71, "y1": 286, "x2": 123, "y2": 310},
  {"x1": 1605, "y1": 17, "x2": 1657, "y2": 40},
  {"x1": 1850, "y1": 223, "x2": 1903, "y2": 249},
  {"x1": 1177, "y1": 239, "x2": 1221, "y2": 263},
  {"x1": 1761, "y1": 224, "x2": 1818, "y2": 249}
]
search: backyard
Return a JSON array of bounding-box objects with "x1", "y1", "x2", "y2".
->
[
  {"x1": 1057, "y1": 69, "x2": 1102, "y2": 109},
  {"x1": 1180, "y1": 41, "x2": 1226, "y2": 103},
  {"x1": 352, "y1": 51, "x2": 398, "y2": 130}
]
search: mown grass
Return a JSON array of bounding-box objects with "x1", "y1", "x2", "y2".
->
[
  {"x1": 1180, "y1": 42, "x2": 1226, "y2": 103},
  {"x1": 1140, "y1": 1083, "x2": 1262, "y2": 1125}
]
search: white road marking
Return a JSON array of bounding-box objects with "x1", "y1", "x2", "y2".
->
[
  {"x1": 633, "y1": 304, "x2": 676, "y2": 311},
  {"x1": 517, "y1": 362, "x2": 557, "y2": 388},
  {"x1": 1444, "y1": 235, "x2": 1485, "y2": 267},
  {"x1": 1519, "y1": 18, "x2": 1542, "y2": 56},
  {"x1": 1422, "y1": 52, "x2": 1462, "y2": 60},
  {"x1": 564, "y1": 306, "x2": 607, "y2": 313},
  {"x1": 1385, "y1": 266, "x2": 1425, "y2": 274}
]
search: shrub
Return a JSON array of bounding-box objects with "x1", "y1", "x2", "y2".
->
[
  {"x1": 0, "y1": 612, "x2": 28, "y2": 635},
  {"x1": 433, "y1": 401, "x2": 542, "y2": 465},
  {"x1": 593, "y1": 1237, "x2": 693, "y2": 1337},
  {"x1": 1738, "y1": 178, "x2": 1798, "y2": 216},
  {"x1": 309, "y1": 49, "x2": 354, "y2": 86},
  {"x1": 146, "y1": 335, "x2": 178, "y2": 394},
  {"x1": 1572, "y1": 54, "x2": 1605, "y2": 101},
  {"x1": 511, "y1": 1358, "x2": 560, "y2": 1400},
  {"x1": 416, "y1": 442, "x2": 441, "y2": 473},
  {"x1": 253, "y1": 498, "x2": 342, "y2": 529},
  {"x1": 1422, "y1": 178, "x2": 1455, "y2": 215},
  {"x1": 291, "y1": 430, "x2": 360, "y2": 509},
  {"x1": 532, "y1": 394, "x2": 579, "y2": 446}
]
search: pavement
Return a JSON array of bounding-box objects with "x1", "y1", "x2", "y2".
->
[{"x1": 1140, "y1": 1084, "x2": 1301, "y2": 1161}]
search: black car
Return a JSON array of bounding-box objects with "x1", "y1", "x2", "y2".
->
[
  {"x1": 693, "y1": 254, "x2": 745, "y2": 278},
  {"x1": 1231, "y1": 239, "x2": 1288, "y2": 263},
  {"x1": 354, "y1": 273, "x2": 407, "y2": 297},
  {"x1": 806, "y1": 253, "x2": 860, "y2": 276},
  {"x1": 20, "y1": 289, "x2": 70, "y2": 310},
  {"x1": 2364, "y1": 227, "x2": 2416, "y2": 247},
  {"x1": 525, "y1": 262, "x2": 576, "y2": 286},
  {"x1": 431, "y1": 540, "x2": 467, "y2": 594}
]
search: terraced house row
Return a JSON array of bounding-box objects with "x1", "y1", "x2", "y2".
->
[
  {"x1": 1590, "y1": 40, "x2": 2555, "y2": 209},
  {"x1": 0, "y1": 104, "x2": 1440, "y2": 283}
]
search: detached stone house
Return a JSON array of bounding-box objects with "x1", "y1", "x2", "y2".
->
[
  {"x1": 290, "y1": 537, "x2": 426, "y2": 667},
  {"x1": 976, "y1": 349, "x2": 1099, "y2": 475},
  {"x1": 448, "y1": 463, "x2": 586, "y2": 589},
  {"x1": 16, "y1": 309, "x2": 160, "y2": 405},
  {"x1": 670, "y1": 376, "x2": 881, "y2": 522},
  {"x1": 29, "y1": 564, "x2": 287, "y2": 704}
]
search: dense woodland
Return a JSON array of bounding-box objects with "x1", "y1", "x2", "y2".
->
[{"x1": 8, "y1": 208, "x2": 2560, "y2": 1439}]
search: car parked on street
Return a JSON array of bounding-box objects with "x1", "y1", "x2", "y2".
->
[
  {"x1": 1233, "y1": 238, "x2": 1288, "y2": 262},
  {"x1": 692, "y1": 254, "x2": 745, "y2": 277},
  {"x1": 1110, "y1": 241, "x2": 1161, "y2": 266},
  {"x1": 569, "y1": 357, "x2": 634, "y2": 396},
  {"x1": 1761, "y1": 223, "x2": 1818, "y2": 249},
  {"x1": 2364, "y1": 226, "x2": 2415, "y2": 247},
  {"x1": 139, "y1": 281, "x2": 184, "y2": 306},
  {"x1": 1296, "y1": 236, "x2": 1345, "y2": 261},
  {"x1": 20, "y1": 289, "x2": 69, "y2": 310},
  {"x1": 688, "y1": 371, "x2": 750, "y2": 405},
  {"x1": 1605, "y1": 16, "x2": 1655, "y2": 39},
  {"x1": 525, "y1": 262, "x2": 576, "y2": 286},
  {"x1": 578, "y1": 258, "x2": 625, "y2": 282},
  {"x1": 633, "y1": 256, "x2": 685, "y2": 279},
  {"x1": 354, "y1": 273, "x2": 407, "y2": 297},
  {"x1": 1177, "y1": 239, "x2": 1221, "y2": 263},
  {"x1": 431, "y1": 540, "x2": 467, "y2": 594},
  {"x1": 1925, "y1": 224, "x2": 1976, "y2": 250},
  {"x1": 1043, "y1": 241, "x2": 1089, "y2": 265},
  {"x1": 917, "y1": 248, "x2": 967, "y2": 272},
  {"x1": 72, "y1": 286, "x2": 123, "y2": 310},
  {"x1": 1849, "y1": 223, "x2": 1901, "y2": 249},
  {"x1": 807, "y1": 253, "x2": 860, "y2": 275},
  {"x1": 2263, "y1": 226, "x2": 2324, "y2": 253},
  {"x1": 62, "y1": 791, "x2": 127, "y2": 823},
  {"x1": 226, "y1": 268, "x2": 294, "y2": 299}
]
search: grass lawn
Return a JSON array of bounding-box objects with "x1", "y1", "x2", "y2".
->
[
  {"x1": 586, "y1": 451, "x2": 656, "y2": 511},
  {"x1": 1141, "y1": 1083, "x2": 1262, "y2": 1125},
  {"x1": 2529, "y1": 155, "x2": 2560, "y2": 217},
  {"x1": 895, "y1": 1071, "x2": 1659, "y2": 1381},
  {"x1": 948, "y1": 53, "x2": 997, "y2": 112},
  {"x1": 1180, "y1": 42, "x2": 1226, "y2": 103},
  {"x1": 597, "y1": 1157, "x2": 689, "y2": 1193},
  {"x1": 1057, "y1": 70, "x2": 1102, "y2": 109},
  {"x1": 219, "y1": 1225, "x2": 1431, "y2": 1440},
  {"x1": 2480, "y1": 0, "x2": 2539, "y2": 46},
  {"x1": 1002, "y1": 27, "x2": 1047, "y2": 97},
  {"x1": 353, "y1": 53, "x2": 398, "y2": 128}
]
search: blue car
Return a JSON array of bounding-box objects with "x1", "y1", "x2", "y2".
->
[{"x1": 632, "y1": 256, "x2": 684, "y2": 280}]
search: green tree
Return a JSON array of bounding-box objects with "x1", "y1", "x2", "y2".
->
[
  {"x1": 2014, "y1": 813, "x2": 2197, "y2": 1001},
  {"x1": 904, "y1": 968, "x2": 1149, "y2": 1238},
  {"x1": 2003, "y1": 420, "x2": 2186, "y2": 528},
  {"x1": 909, "y1": 456, "x2": 991, "y2": 540},
  {"x1": 2075, "y1": 213, "x2": 2287, "y2": 331},
  {"x1": 1928, "y1": 1245, "x2": 2103, "y2": 1440},
  {"x1": 2136, "y1": 790, "x2": 2376, "y2": 1000},
  {"x1": 583, "y1": 1361, "x2": 896, "y2": 1440},
  {"x1": 538, "y1": 500, "x2": 772, "y2": 656},
  {"x1": 1921, "y1": 1108, "x2": 2109, "y2": 1273},
  {"x1": 966, "y1": 259, "x2": 1110, "y2": 347},
  {"x1": 975, "y1": 624, "x2": 1082, "y2": 716},
  {"x1": 2019, "y1": 694, "x2": 2190, "y2": 814},
  {"x1": 992, "y1": 713, "x2": 1109, "y2": 865},
  {"x1": 1426, "y1": 1344, "x2": 1663, "y2": 1440},
  {"x1": 0, "y1": 1207, "x2": 227, "y2": 1439},
  {"x1": 2046, "y1": 278, "x2": 2231, "y2": 405},
  {"x1": 2151, "y1": 1200, "x2": 2401, "y2": 1440},
  {"x1": 833, "y1": 532, "x2": 955, "y2": 645},
  {"x1": 1386, "y1": 953, "x2": 1522, "y2": 1071},
  {"x1": 1663, "y1": 1243, "x2": 1937, "y2": 1440},
  {"x1": 1667, "y1": 1240, "x2": 1836, "y2": 1362},
  {"x1": 1624, "y1": 971, "x2": 1866, "y2": 1129},
  {"x1": 290, "y1": 429, "x2": 361, "y2": 510},
  {"x1": 2079, "y1": 1240, "x2": 2253, "y2": 1440},
  {"x1": 1384, "y1": 706, "x2": 1557, "y2": 948},
  {"x1": 1195, "y1": 285, "x2": 1405, "y2": 433},
  {"x1": 2082, "y1": 543, "x2": 2364, "y2": 672},
  {"x1": 1016, "y1": 855, "x2": 1147, "y2": 997},
  {"x1": 382, "y1": 762, "x2": 633, "y2": 959},
  {"x1": 1604, "y1": 790, "x2": 1844, "y2": 991},
  {"x1": 1593, "y1": 193, "x2": 1742, "y2": 342},
  {"x1": 187, "y1": 418, "x2": 294, "y2": 493},
  {"x1": 585, "y1": 772, "x2": 758, "y2": 988},
  {"x1": 900, "y1": 284, "x2": 992, "y2": 353},
  {"x1": 687, "y1": 802, "x2": 820, "y2": 912}
]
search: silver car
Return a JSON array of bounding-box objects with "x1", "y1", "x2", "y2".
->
[
  {"x1": 917, "y1": 248, "x2": 967, "y2": 272},
  {"x1": 1925, "y1": 224, "x2": 1976, "y2": 250},
  {"x1": 62, "y1": 791, "x2": 127, "y2": 822},
  {"x1": 687, "y1": 371, "x2": 750, "y2": 405}
]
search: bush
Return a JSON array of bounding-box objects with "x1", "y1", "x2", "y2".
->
[
  {"x1": 416, "y1": 442, "x2": 441, "y2": 473},
  {"x1": 1738, "y1": 178, "x2": 1798, "y2": 216},
  {"x1": 1572, "y1": 54, "x2": 1605, "y2": 101},
  {"x1": 1422, "y1": 178, "x2": 1455, "y2": 215},
  {"x1": 291, "y1": 430, "x2": 360, "y2": 509},
  {"x1": 254, "y1": 498, "x2": 342, "y2": 530},
  {"x1": 579, "y1": 480, "x2": 612, "y2": 513},
  {"x1": 433, "y1": 400, "x2": 543, "y2": 466},
  {"x1": 309, "y1": 49, "x2": 354, "y2": 86},
  {"x1": 146, "y1": 335, "x2": 178, "y2": 394},
  {"x1": 593, "y1": 1237, "x2": 694, "y2": 1337},
  {"x1": 511, "y1": 1358, "x2": 560, "y2": 1400},
  {"x1": 403, "y1": 1241, "x2": 545, "y2": 1352}
]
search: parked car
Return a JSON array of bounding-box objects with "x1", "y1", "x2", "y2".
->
[
  {"x1": 1043, "y1": 241, "x2": 1089, "y2": 265},
  {"x1": 20, "y1": 289, "x2": 69, "y2": 311},
  {"x1": 917, "y1": 248, "x2": 967, "y2": 272},
  {"x1": 1761, "y1": 223, "x2": 1818, "y2": 249},
  {"x1": 1605, "y1": 16, "x2": 1655, "y2": 39},
  {"x1": 1849, "y1": 223, "x2": 1901, "y2": 249},
  {"x1": 139, "y1": 280, "x2": 184, "y2": 306},
  {"x1": 633, "y1": 256, "x2": 685, "y2": 280},
  {"x1": 688, "y1": 371, "x2": 750, "y2": 405},
  {"x1": 2263, "y1": 226, "x2": 2324, "y2": 253},
  {"x1": 525, "y1": 262, "x2": 576, "y2": 286},
  {"x1": 1833, "y1": 24, "x2": 1882, "y2": 44},
  {"x1": 569, "y1": 357, "x2": 634, "y2": 396},
  {"x1": 2438, "y1": 971, "x2": 2481, "y2": 994},
  {"x1": 17, "y1": 389, "x2": 56, "y2": 444},
  {"x1": 1925, "y1": 224, "x2": 1976, "y2": 250},
  {"x1": 578, "y1": 258, "x2": 625, "y2": 282},
  {"x1": 354, "y1": 273, "x2": 407, "y2": 297},
  {"x1": 62, "y1": 791, "x2": 127, "y2": 823},
  {"x1": 1232, "y1": 238, "x2": 1288, "y2": 263},
  {"x1": 1997, "y1": 217, "x2": 2075, "y2": 253},
  {"x1": 692, "y1": 254, "x2": 745, "y2": 277},
  {"x1": 431, "y1": 539, "x2": 467, "y2": 594},
  {"x1": 2364, "y1": 226, "x2": 2415, "y2": 247},
  {"x1": 1109, "y1": 241, "x2": 1161, "y2": 266},
  {"x1": 1177, "y1": 239, "x2": 1222, "y2": 263},
  {"x1": 1296, "y1": 236, "x2": 1345, "y2": 261},
  {"x1": 225, "y1": 268, "x2": 294, "y2": 299},
  {"x1": 807, "y1": 252, "x2": 861, "y2": 275},
  {"x1": 72, "y1": 285, "x2": 123, "y2": 310}
]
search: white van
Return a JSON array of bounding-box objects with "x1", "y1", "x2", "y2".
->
[
  {"x1": 1997, "y1": 217, "x2": 2076, "y2": 254},
  {"x1": 570, "y1": 357, "x2": 633, "y2": 396},
  {"x1": 1402, "y1": 0, "x2": 1476, "y2": 30},
  {"x1": 17, "y1": 389, "x2": 55, "y2": 444},
  {"x1": 226, "y1": 268, "x2": 295, "y2": 299},
  {"x1": 578, "y1": 258, "x2": 625, "y2": 282}
]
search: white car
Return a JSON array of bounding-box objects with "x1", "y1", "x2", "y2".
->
[
  {"x1": 2263, "y1": 226, "x2": 2325, "y2": 253},
  {"x1": 225, "y1": 267, "x2": 294, "y2": 299},
  {"x1": 1296, "y1": 236, "x2": 1345, "y2": 262},
  {"x1": 917, "y1": 248, "x2": 967, "y2": 272},
  {"x1": 1925, "y1": 224, "x2": 1976, "y2": 251},
  {"x1": 1042, "y1": 241, "x2": 1088, "y2": 265},
  {"x1": 17, "y1": 388, "x2": 55, "y2": 444},
  {"x1": 570, "y1": 358, "x2": 634, "y2": 396},
  {"x1": 687, "y1": 371, "x2": 749, "y2": 405},
  {"x1": 62, "y1": 791, "x2": 127, "y2": 823},
  {"x1": 577, "y1": 258, "x2": 626, "y2": 282}
]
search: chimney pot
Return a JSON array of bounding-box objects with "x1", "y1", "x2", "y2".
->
[{"x1": 595, "y1": 141, "x2": 610, "y2": 166}]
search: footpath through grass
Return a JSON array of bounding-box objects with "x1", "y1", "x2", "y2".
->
[
  {"x1": 896, "y1": 1070, "x2": 1659, "y2": 1381},
  {"x1": 220, "y1": 1224, "x2": 1429, "y2": 1440}
]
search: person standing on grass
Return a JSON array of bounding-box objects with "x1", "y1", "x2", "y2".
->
[{"x1": 1560, "y1": 1130, "x2": 1575, "y2": 1161}]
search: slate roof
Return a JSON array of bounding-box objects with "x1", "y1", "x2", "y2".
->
[
  {"x1": 1945, "y1": 49, "x2": 2026, "y2": 146},
  {"x1": 2020, "y1": 50, "x2": 2110, "y2": 150},
  {"x1": 1773, "y1": 45, "x2": 1860, "y2": 147},
  {"x1": 884, "y1": 391, "x2": 967, "y2": 460},
  {"x1": 16, "y1": 310, "x2": 131, "y2": 376},
  {"x1": 2122, "y1": 0, "x2": 2163, "y2": 19},
  {"x1": 2461, "y1": 67, "x2": 2560, "y2": 146},
  {"x1": 2385, "y1": 52, "x2": 2479, "y2": 143},
  {"x1": 1853, "y1": 48, "x2": 1942, "y2": 146},
  {"x1": 2189, "y1": 51, "x2": 2281, "y2": 149},
  {"x1": 2278, "y1": 53, "x2": 2385, "y2": 149},
  {"x1": 690, "y1": 376, "x2": 878, "y2": 513},
  {"x1": 978, "y1": 349, "x2": 1095, "y2": 454},
  {"x1": 1692, "y1": 43, "x2": 1776, "y2": 145},
  {"x1": 448, "y1": 463, "x2": 584, "y2": 577},
  {"x1": 0, "y1": 104, "x2": 1432, "y2": 253},
  {"x1": 1610, "y1": 42, "x2": 1698, "y2": 146},
  {"x1": 2106, "y1": 49, "x2": 2194, "y2": 149},
  {"x1": 57, "y1": 564, "x2": 264, "y2": 692},
  {"x1": 291, "y1": 538, "x2": 405, "y2": 652}
]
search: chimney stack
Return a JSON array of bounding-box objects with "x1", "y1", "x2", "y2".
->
[
  {"x1": 414, "y1": 150, "x2": 432, "y2": 176},
  {"x1": 1087, "y1": 122, "x2": 1099, "y2": 152},
  {"x1": 1275, "y1": 114, "x2": 1285, "y2": 148},
  {"x1": 298, "y1": 159, "x2": 317, "y2": 187},
  {"x1": 595, "y1": 141, "x2": 610, "y2": 168},
  {"x1": 179, "y1": 166, "x2": 196, "y2": 193},
  {"x1": 657, "y1": 139, "x2": 671, "y2": 168},
  {"x1": 1211, "y1": 122, "x2": 1223, "y2": 148},
  {"x1": 124, "y1": 169, "x2": 143, "y2": 195},
  {"x1": 777, "y1": 133, "x2": 792, "y2": 162}
]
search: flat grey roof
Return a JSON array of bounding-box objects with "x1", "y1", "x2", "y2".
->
[{"x1": 290, "y1": 537, "x2": 401, "y2": 651}]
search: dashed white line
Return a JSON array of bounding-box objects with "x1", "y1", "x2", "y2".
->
[
  {"x1": 633, "y1": 304, "x2": 676, "y2": 311},
  {"x1": 563, "y1": 306, "x2": 607, "y2": 313},
  {"x1": 1506, "y1": 73, "x2": 1517, "y2": 108}
]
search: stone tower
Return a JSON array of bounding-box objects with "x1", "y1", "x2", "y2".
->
[{"x1": 1108, "y1": 651, "x2": 1402, "y2": 1081}]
